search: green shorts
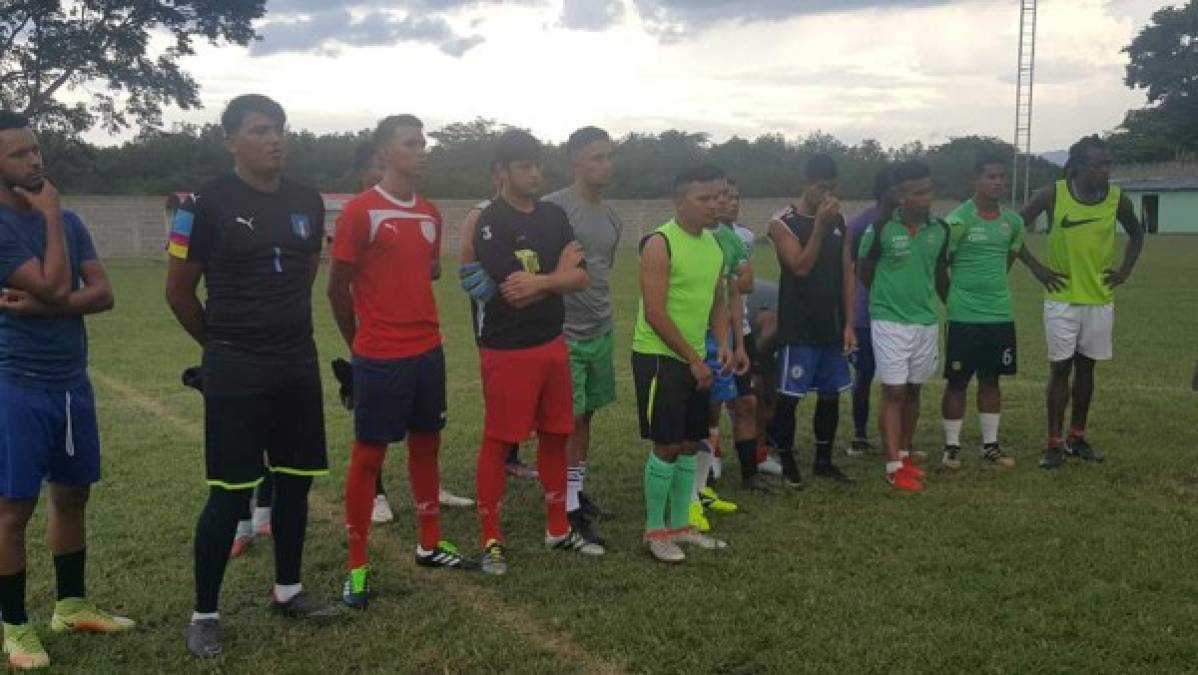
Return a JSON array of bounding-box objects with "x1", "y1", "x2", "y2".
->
[{"x1": 567, "y1": 331, "x2": 617, "y2": 415}]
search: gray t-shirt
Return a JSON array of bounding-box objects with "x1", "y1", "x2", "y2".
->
[
  {"x1": 747, "y1": 279, "x2": 778, "y2": 328},
  {"x1": 542, "y1": 187, "x2": 623, "y2": 340}
]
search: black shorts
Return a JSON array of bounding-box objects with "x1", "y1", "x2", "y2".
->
[
  {"x1": 944, "y1": 321, "x2": 1017, "y2": 383},
  {"x1": 632, "y1": 352, "x2": 709, "y2": 445},
  {"x1": 737, "y1": 334, "x2": 757, "y2": 396},
  {"x1": 353, "y1": 348, "x2": 447, "y2": 444},
  {"x1": 203, "y1": 365, "x2": 328, "y2": 489}
]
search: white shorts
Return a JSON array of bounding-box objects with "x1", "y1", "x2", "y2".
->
[
  {"x1": 871, "y1": 320, "x2": 939, "y2": 386},
  {"x1": 1043, "y1": 300, "x2": 1114, "y2": 362}
]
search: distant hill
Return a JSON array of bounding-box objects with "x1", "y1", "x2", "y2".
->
[{"x1": 1039, "y1": 150, "x2": 1068, "y2": 166}]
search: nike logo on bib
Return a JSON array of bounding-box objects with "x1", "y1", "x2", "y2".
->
[{"x1": 1060, "y1": 215, "x2": 1100, "y2": 229}]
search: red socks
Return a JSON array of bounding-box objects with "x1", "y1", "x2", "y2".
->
[
  {"x1": 407, "y1": 432, "x2": 441, "y2": 550},
  {"x1": 536, "y1": 432, "x2": 569, "y2": 538},
  {"x1": 345, "y1": 441, "x2": 385, "y2": 570},
  {"x1": 476, "y1": 435, "x2": 510, "y2": 546}
]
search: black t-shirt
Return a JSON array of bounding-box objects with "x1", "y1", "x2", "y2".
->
[
  {"x1": 775, "y1": 206, "x2": 847, "y2": 346},
  {"x1": 178, "y1": 175, "x2": 324, "y2": 383},
  {"x1": 474, "y1": 197, "x2": 577, "y2": 350}
]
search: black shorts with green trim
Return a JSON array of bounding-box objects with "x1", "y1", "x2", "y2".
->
[
  {"x1": 944, "y1": 321, "x2": 1017, "y2": 384},
  {"x1": 631, "y1": 351, "x2": 709, "y2": 445},
  {"x1": 202, "y1": 365, "x2": 328, "y2": 489}
]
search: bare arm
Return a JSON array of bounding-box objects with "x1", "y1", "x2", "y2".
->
[
  {"x1": 1107, "y1": 194, "x2": 1145, "y2": 288},
  {"x1": 165, "y1": 258, "x2": 206, "y2": 346},
  {"x1": 641, "y1": 235, "x2": 704, "y2": 366},
  {"x1": 457, "y1": 208, "x2": 482, "y2": 265},
  {"x1": 769, "y1": 219, "x2": 825, "y2": 277},
  {"x1": 1018, "y1": 185, "x2": 1053, "y2": 231},
  {"x1": 0, "y1": 259, "x2": 114, "y2": 316},
  {"x1": 935, "y1": 259, "x2": 950, "y2": 303},
  {"x1": 327, "y1": 260, "x2": 357, "y2": 350},
  {"x1": 6, "y1": 181, "x2": 71, "y2": 305},
  {"x1": 858, "y1": 257, "x2": 876, "y2": 290},
  {"x1": 735, "y1": 260, "x2": 753, "y2": 294}
]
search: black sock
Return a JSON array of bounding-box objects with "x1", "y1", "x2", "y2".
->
[
  {"x1": 257, "y1": 471, "x2": 275, "y2": 508},
  {"x1": 506, "y1": 444, "x2": 520, "y2": 464},
  {"x1": 771, "y1": 395, "x2": 799, "y2": 453},
  {"x1": 194, "y1": 487, "x2": 253, "y2": 614},
  {"x1": 272, "y1": 475, "x2": 312, "y2": 587},
  {"x1": 53, "y1": 548, "x2": 86, "y2": 600},
  {"x1": 0, "y1": 570, "x2": 28, "y2": 625},
  {"x1": 735, "y1": 439, "x2": 758, "y2": 480},
  {"x1": 814, "y1": 397, "x2": 840, "y2": 468},
  {"x1": 375, "y1": 471, "x2": 386, "y2": 497}
]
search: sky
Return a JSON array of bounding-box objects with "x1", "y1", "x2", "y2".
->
[{"x1": 95, "y1": 0, "x2": 1171, "y2": 152}]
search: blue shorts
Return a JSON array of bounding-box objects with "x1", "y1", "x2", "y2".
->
[
  {"x1": 777, "y1": 344, "x2": 853, "y2": 398},
  {"x1": 0, "y1": 379, "x2": 101, "y2": 499},
  {"x1": 705, "y1": 333, "x2": 737, "y2": 402},
  {"x1": 353, "y1": 348, "x2": 447, "y2": 445}
]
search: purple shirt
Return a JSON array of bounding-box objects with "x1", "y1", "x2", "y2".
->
[{"x1": 848, "y1": 206, "x2": 880, "y2": 328}]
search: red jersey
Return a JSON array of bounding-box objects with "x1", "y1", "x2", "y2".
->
[{"x1": 331, "y1": 186, "x2": 443, "y2": 359}]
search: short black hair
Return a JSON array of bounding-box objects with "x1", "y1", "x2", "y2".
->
[
  {"x1": 893, "y1": 160, "x2": 931, "y2": 184},
  {"x1": 372, "y1": 114, "x2": 423, "y2": 147},
  {"x1": 973, "y1": 154, "x2": 1008, "y2": 175},
  {"x1": 1064, "y1": 134, "x2": 1108, "y2": 177},
  {"x1": 565, "y1": 126, "x2": 610, "y2": 158},
  {"x1": 872, "y1": 166, "x2": 895, "y2": 202},
  {"x1": 221, "y1": 94, "x2": 286, "y2": 135},
  {"x1": 803, "y1": 153, "x2": 838, "y2": 183},
  {"x1": 354, "y1": 138, "x2": 378, "y2": 173},
  {"x1": 673, "y1": 164, "x2": 726, "y2": 198},
  {"x1": 0, "y1": 111, "x2": 30, "y2": 133},
  {"x1": 493, "y1": 129, "x2": 542, "y2": 168}
]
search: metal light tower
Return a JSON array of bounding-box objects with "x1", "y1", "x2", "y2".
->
[{"x1": 1012, "y1": 0, "x2": 1037, "y2": 205}]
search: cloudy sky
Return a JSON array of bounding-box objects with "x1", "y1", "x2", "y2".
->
[{"x1": 126, "y1": 0, "x2": 1169, "y2": 152}]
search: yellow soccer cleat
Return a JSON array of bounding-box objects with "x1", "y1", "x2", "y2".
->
[
  {"x1": 688, "y1": 500, "x2": 711, "y2": 532},
  {"x1": 50, "y1": 598, "x2": 135, "y2": 634},
  {"x1": 698, "y1": 486, "x2": 738, "y2": 514},
  {"x1": 4, "y1": 622, "x2": 49, "y2": 670}
]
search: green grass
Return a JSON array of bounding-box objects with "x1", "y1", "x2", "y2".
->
[{"x1": 17, "y1": 235, "x2": 1198, "y2": 673}]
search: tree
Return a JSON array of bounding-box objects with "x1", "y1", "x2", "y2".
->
[
  {"x1": 0, "y1": 1, "x2": 264, "y2": 133},
  {"x1": 1109, "y1": 1, "x2": 1198, "y2": 160}
]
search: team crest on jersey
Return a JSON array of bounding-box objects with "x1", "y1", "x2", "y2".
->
[
  {"x1": 952, "y1": 361, "x2": 963, "y2": 371},
  {"x1": 420, "y1": 219, "x2": 437, "y2": 244},
  {"x1": 999, "y1": 222, "x2": 1011, "y2": 237},
  {"x1": 291, "y1": 214, "x2": 311, "y2": 240},
  {"x1": 789, "y1": 365, "x2": 805, "y2": 381}
]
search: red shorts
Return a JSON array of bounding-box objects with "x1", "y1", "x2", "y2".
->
[{"x1": 480, "y1": 336, "x2": 575, "y2": 443}]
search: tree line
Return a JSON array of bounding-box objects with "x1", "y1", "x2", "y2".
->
[{"x1": 40, "y1": 122, "x2": 1060, "y2": 200}]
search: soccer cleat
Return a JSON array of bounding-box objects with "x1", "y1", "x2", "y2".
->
[
  {"x1": 741, "y1": 473, "x2": 776, "y2": 493},
  {"x1": 1066, "y1": 437, "x2": 1104, "y2": 463},
  {"x1": 688, "y1": 501, "x2": 711, "y2": 533},
  {"x1": 758, "y1": 454, "x2": 783, "y2": 476},
  {"x1": 371, "y1": 495, "x2": 395, "y2": 524},
  {"x1": 902, "y1": 456, "x2": 926, "y2": 480},
  {"x1": 546, "y1": 528, "x2": 605, "y2": 556},
  {"x1": 698, "y1": 486, "x2": 737, "y2": 513},
  {"x1": 254, "y1": 520, "x2": 272, "y2": 539},
  {"x1": 50, "y1": 598, "x2": 135, "y2": 633},
  {"x1": 644, "y1": 530, "x2": 685, "y2": 563},
  {"x1": 846, "y1": 437, "x2": 872, "y2": 458},
  {"x1": 813, "y1": 464, "x2": 854, "y2": 483},
  {"x1": 480, "y1": 540, "x2": 508, "y2": 576},
  {"x1": 886, "y1": 468, "x2": 924, "y2": 492},
  {"x1": 982, "y1": 443, "x2": 1015, "y2": 468},
  {"x1": 578, "y1": 492, "x2": 617, "y2": 520},
  {"x1": 439, "y1": 489, "x2": 474, "y2": 508},
  {"x1": 1039, "y1": 446, "x2": 1066, "y2": 469},
  {"x1": 567, "y1": 509, "x2": 607, "y2": 548},
  {"x1": 185, "y1": 618, "x2": 220, "y2": 659},
  {"x1": 416, "y1": 541, "x2": 480, "y2": 570},
  {"x1": 4, "y1": 623, "x2": 49, "y2": 670},
  {"x1": 341, "y1": 567, "x2": 370, "y2": 610},
  {"x1": 671, "y1": 526, "x2": 728, "y2": 550},
  {"x1": 271, "y1": 590, "x2": 343, "y2": 620},
  {"x1": 505, "y1": 458, "x2": 538, "y2": 480},
  {"x1": 779, "y1": 451, "x2": 804, "y2": 489},
  {"x1": 229, "y1": 534, "x2": 253, "y2": 559},
  {"x1": 941, "y1": 445, "x2": 963, "y2": 470}
]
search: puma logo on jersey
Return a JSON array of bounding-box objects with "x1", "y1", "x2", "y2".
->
[
  {"x1": 235, "y1": 216, "x2": 255, "y2": 231},
  {"x1": 480, "y1": 225, "x2": 493, "y2": 241},
  {"x1": 383, "y1": 222, "x2": 398, "y2": 233},
  {"x1": 1060, "y1": 215, "x2": 1100, "y2": 229}
]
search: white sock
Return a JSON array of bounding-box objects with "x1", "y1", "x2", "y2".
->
[
  {"x1": 566, "y1": 465, "x2": 582, "y2": 513},
  {"x1": 273, "y1": 583, "x2": 302, "y2": 603},
  {"x1": 191, "y1": 611, "x2": 219, "y2": 622},
  {"x1": 708, "y1": 427, "x2": 720, "y2": 443},
  {"x1": 692, "y1": 449, "x2": 713, "y2": 500},
  {"x1": 942, "y1": 419, "x2": 963, "y2": 447},
  {"x1": 251, "y1": 507, "x2": 271, "y2": 530},
  {"x1": 235, "y1": 519, "x2": 252, "y2": 537},
  {"x1": 886, "y1": 460, "x2": 903, "y2": 474},
  {"x1": 979, "y1": 413, "x2": 1000, "y2": 445},
  {"x1": 898, "y1": 450, "x2": 910, "y2": 460}
]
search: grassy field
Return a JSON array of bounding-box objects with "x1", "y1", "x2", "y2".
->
[{"x1": 16, "y1": 234, "x2": 1198, "y2": 673}]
